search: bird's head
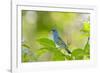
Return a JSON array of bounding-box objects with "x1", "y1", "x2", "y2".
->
[
  {"x1": 51, "y1": 28, "x2": 57, "y2": 32},
  {"x1": 51, "y1": 28, "x2": 58, "y2": 36}
]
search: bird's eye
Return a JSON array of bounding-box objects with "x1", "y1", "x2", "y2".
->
[{"x1": 52, "y1": 29, "x2": 54, "y2": 31}]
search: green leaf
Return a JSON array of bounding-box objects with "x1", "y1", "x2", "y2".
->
[
  {"x1": 37, "y1": 38, "x2": 56, "y2": 48},
  {"x1": 36, "y1": 47, "x2": 66, "y2": 61},
  {"x1": 81, "y1": 21, "x2": 90, "y2": 37},
  {"x1": 72, "y1": 49, "x2": 85, "y2": 60},
  {"x1": 52, "y1": 49, "x2": 65, "y2": 61},
  {"x1": 84, "y1": 42, "x2": 90, "y2": 59},
  {"x1": 52, "y1": 53, "x2": 65, "y2": 61},
  {"x1": 22, "y1": 44, "x2": 30, "y2": 49},
  {"x1": 65, "y1": 55, "x2": 73, "y2": 60},
  {"x1": 84, "y1": 42, "x2": 90, "y2": 54},
  {"x1": 82, "y1": 21, "x2": 90, "y2": 32},
  {"x1": 36, "y1": 48, "x2": 48, "y2": 57},
  {"x1": 22, "y1": 48, "x2": 37, "y2": 62}
]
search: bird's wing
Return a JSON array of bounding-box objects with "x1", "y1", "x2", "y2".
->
[
  {"x1": 56, "y1": 37, "x2": 71, "y2": 54},
  {"x1": 57, "y1": 37, "x2": 66, "y2": 47},
  {"x1": 58, "y1": 37, "x2": 71, "y2": 54}
]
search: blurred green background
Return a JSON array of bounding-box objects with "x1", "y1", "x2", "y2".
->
[{"x1": 21, "y1": 10, "x2": 90, "y2": 62}]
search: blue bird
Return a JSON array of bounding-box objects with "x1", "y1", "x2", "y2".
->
[{"x1": 51, "y1": 29, "x2": 71, "y2": 54}]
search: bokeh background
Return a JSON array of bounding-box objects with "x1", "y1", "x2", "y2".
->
[{"x1": 21, "y1": 10, "x2": 90, "y2": 62}]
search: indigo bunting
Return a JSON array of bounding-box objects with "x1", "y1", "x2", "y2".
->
[{"x1": 52, "y1": 29, "x2": 71, "y2": 54}]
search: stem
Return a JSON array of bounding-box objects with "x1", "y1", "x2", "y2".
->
[{"x1": 84, "y1": 37, "x2": 89, "y2": 49}]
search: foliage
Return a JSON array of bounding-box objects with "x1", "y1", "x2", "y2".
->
[
  {"x1": 22, "y1": 44, "x2": 37, "y2": 62},
  {"x1": 36, "y1": 38, "x2": 66, "y2": 61},
  {"x1": 37, "y1": 38, "x2": 56, "y2": 48},
  {"x1": 36, "y1": 37, "x2": 90, "y2": 61},
  {"x1": 82, "y1": 21, "x2": 90, "y2": 32},
  {"x1": 72, "y1": 49, "x2": 85, "y2": 60},
  {"x1": 81, "y1": 21, "x2": 90, "y2": 36}
]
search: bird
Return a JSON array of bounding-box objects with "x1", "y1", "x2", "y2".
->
[{"x1": 51, "y1": 28, "x2": 71, "y2": 54}]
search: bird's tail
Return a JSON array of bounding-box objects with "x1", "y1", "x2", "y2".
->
[{"x1": 65, "y1": 47, "x2": 71, "y2": 54}]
